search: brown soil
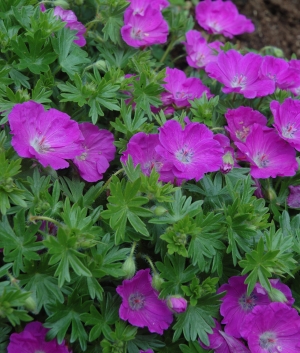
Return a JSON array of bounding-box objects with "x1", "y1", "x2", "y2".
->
[{"x1": 233, "y1": 0, "x2": 300, "y2": 59}]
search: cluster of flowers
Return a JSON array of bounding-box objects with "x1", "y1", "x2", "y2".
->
[
  {"x1": 8, "y1": 101, "x2": 115, "y2": 182},
  {"x1": 199, "y1": 275, "x2": 300, "y2": 353},
  {"x1": 222, "y1": 98, "x2": 300, "y2": 179},
  {"x1": 121, "y1": 0, "x2": 255, "y2": 49},
  {"x1": 121, "y1": 118, "x2": 224, "y2": 185},
  {"x1": 116, "y1": 269, "x2": 187, "y2": 335},
  {"x1": 205, "y1": 49, "x2": 300, "y2": 99},
  {"x1": 40, "y1": 4, "x2": 86, "y2": 47},
  {"x1": 121, "y1": 0, "x2": 169, "y2": 48}
]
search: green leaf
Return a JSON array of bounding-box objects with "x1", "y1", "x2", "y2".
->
[
  {"x1": 149, "y1": 189, "x2": 203, "y2": 225},
  {"x1": 102, "y1": 176, "x2": 152, "y2": 244},
  {"x1": 52, "y1": 28, "x2": 90, "y2": 77},
  {"x1": 81, "y1": 294, "x2": 120, "y2": 341},
  {"x1": 11, "y1": 31, "x2": 57, "y2": 74},
  {"x1": 172, "y1": 293, "x2": 221, "y2": 344},
  {"x1": 19, "y1": 256, "x2": 65, "y2": 313},
  {"x1": 0, "y1": 210, "x2": 43, "y2": 276},
  {"x1": 156, "y1": 254, "x2": 198, "y2": 297},
  {"x1": 45, "y1": 290, "x2": 91, "y2": 351},
  {"x1": 239, "y1": 237, "x2": 279, "y2": 295}
]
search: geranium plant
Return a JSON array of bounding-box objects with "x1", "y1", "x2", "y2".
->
[{"x1": 1, "y1": 0, "x2": 300, "y2": 352}]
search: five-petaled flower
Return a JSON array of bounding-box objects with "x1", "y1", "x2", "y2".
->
[{"x1": 116, "y1": 269, "x2": 173, "y2": 334}]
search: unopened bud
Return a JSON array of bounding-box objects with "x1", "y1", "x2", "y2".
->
[
  {"x1": 268, "y1": 287, "x2": 288, "y2": 303},
  {"x1": 53, "y1": 0, "x2": 70, "y2": 9},
  {"x1": 152, "y1": 206, "x2": 168, "y2": 216},
  {"x1": 122, "y1": 256, "x2": 136, "y2": 279},
  {"x1": 220, "y1": 151, "x2": 234, "y2": 174},
  {"x1": 151, "y1": 272, "x2": 164, "y2": 291},
  {"x1": 24, "y1": 296, "x2": 37, "y2": 312},
  {"x1": 95, "y1": 60, "x2": 106, "y2": 71},
  {"x1": 167, "y1": 296, "x2": 188, "y2": 313},
  {"x1": 265, "y1": 186, "x2": 277, "y2": 202}
]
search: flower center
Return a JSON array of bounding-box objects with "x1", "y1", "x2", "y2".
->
[
  {"x1": 77, "y1": 152, "x2": 88, "y2": 161},
  {"x1": 238, "y1": 293, "x2": 257, "y2": 311},
  {"x1": 30, "y1": 135, "x2": 50, "y2": 154},
  {"x1": 133, "y1": 7, "x2": 144, "y2": 16},
  {"x1": 131, "y1": 27, "x2": 144, "y2": 40},
  {"x1": 208, "y1": 21, "x2": 221, "y2": 32},
  {"x1": 236, "y1": 126, "x2": 250, "y2": 142},
  {"x1": 254, "y1": 151, "x2": 269, "y2": 168},
  {"x1": 176, "y1": 145, "x2": 194, "y2": 164},
  {"x1": 128, "y1": 292, "x2": 145, "y2": 310},
  {"x1": 175, "y1": 92, "x2": 193, "y2": 100},
  {"x1": 259, "y1": 331, "x2": 279, "y2": 350},
  {"x1": 143, "y1": 160, "x2": 162, "y2": 175},
  {"x1": 282, "y1": 123, "x2": 297, "y2": 139},
  {"x1": 267, "y1": 72, "x2": 277, "y2": 81},
  {"x1": 231, "y1": 74, "x2": 247, "y2": 89},
  {"x1": 196, "y1": 53, "x2": 206, "y2": 67}
]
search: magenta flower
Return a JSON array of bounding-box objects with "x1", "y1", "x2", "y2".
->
[
  {"x1": 156, "y1": 119, "x2": 223, "y2": 182},
  {"x1": 8, "y1": 101, "x2": 83, "y2": 170},
  {"x1": 116, "y1": 269, "x2": 173, "y2": 334},
  {"x1": 184, "y1": 30, "x2": 223, "y2": 69},
  {"x1": 235, "y1": 124, "x2": 298, "y2": 179},
  {"x1": 121, "y1": 132, "x2": 164, "y2": 176},
  {"x1": 127, "y1": 0, "x2": 169, "y2": 15},
  {"x1": 271, "y1": 98, "x2": 300, "y2": 151},
  {"x1": 195, "y1": 0, "x2": 254, "y2": 38},
  {"x1": 167, "y1": 296, "x2": 188, "y2": 313},
  {"x1": 121, "y1": 5, "x2": 168, "y2": 48},
  {"x1": 225, "y1": 106, "x2": 267, "y2": 143},
  {"x1": 288, "y1": 185, "x2": 300, "y2": 208},
  {"x1": 161, "y1": 68, "x2": 213, "y2": 109},
  {"x1": 72, "y1": 122, "x2": 115, "y2": 182},
  {"x1": 258, "y1": 55, "x2": 299, "y2": 91},
  {"x1": 199, "y1": 319, "x2": 250, "y2": 353},
  {"x1": 206, "y1": 50, "x2": 275, "y2": 98},
  {"x1": 241, "y1": 302, "x2": 300, "y2": 353},
  {"x1": 54, "y1": 6, "x2": 86, "y2": 47},
  {"x1": 287, "y1": 59, "x2": 300, "y2": 95},
  {"x1": 217, "y1": 275, "x2": 271, "y2": 338},
  {"x1": 255, "y1": 279, "x2": 295, "y2": 307},
  {"x1": 8, "y1": 321, "x2": 71, "y2": 353}
]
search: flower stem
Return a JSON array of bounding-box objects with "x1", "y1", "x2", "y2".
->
[
  {"x1": 94, "y1": 168, "x2": 124, "y2": 199},
  {"x1": 29, "y1": 215, "x2": 61, "y2": 227},
  {"x1": 159, "y1": 36, "x2": 177, "y2": 63}
]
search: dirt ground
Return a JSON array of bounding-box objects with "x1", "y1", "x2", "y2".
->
[{"x1": 233, "y1": 0, "x2": 300, "y2": 59}]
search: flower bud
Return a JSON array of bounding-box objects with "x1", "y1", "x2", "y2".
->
[
  {"x1": 265, "y1": 186, "x2": 277, "y2": 202},
  {"x1": 151, "y1": 272, "x2": 164, "y2": 291},
  {"x1": 167, "y1": 296, "x2": 187, "y2": 313},
  {"x1": 122, "y1": 256, "x2": 136, "y2": 279},
  {"x1": 152, "y1": 206, "x2": 168, "y2": 216},
  {"x1": 24, "y1": 296, "x2": 37, "y2": 312},
  {"x1": 53, "y1": 0, "x2": 70, "y2": 8},
  {"x1": 268, "y1": 287, "x2": 288, "y2": 303},
  {"x1": 95, "y1": 60, "x2": 107, "y2": 71},
  {"x1": 220, "y1": 151, "x2": 234, "y2": 174}
]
